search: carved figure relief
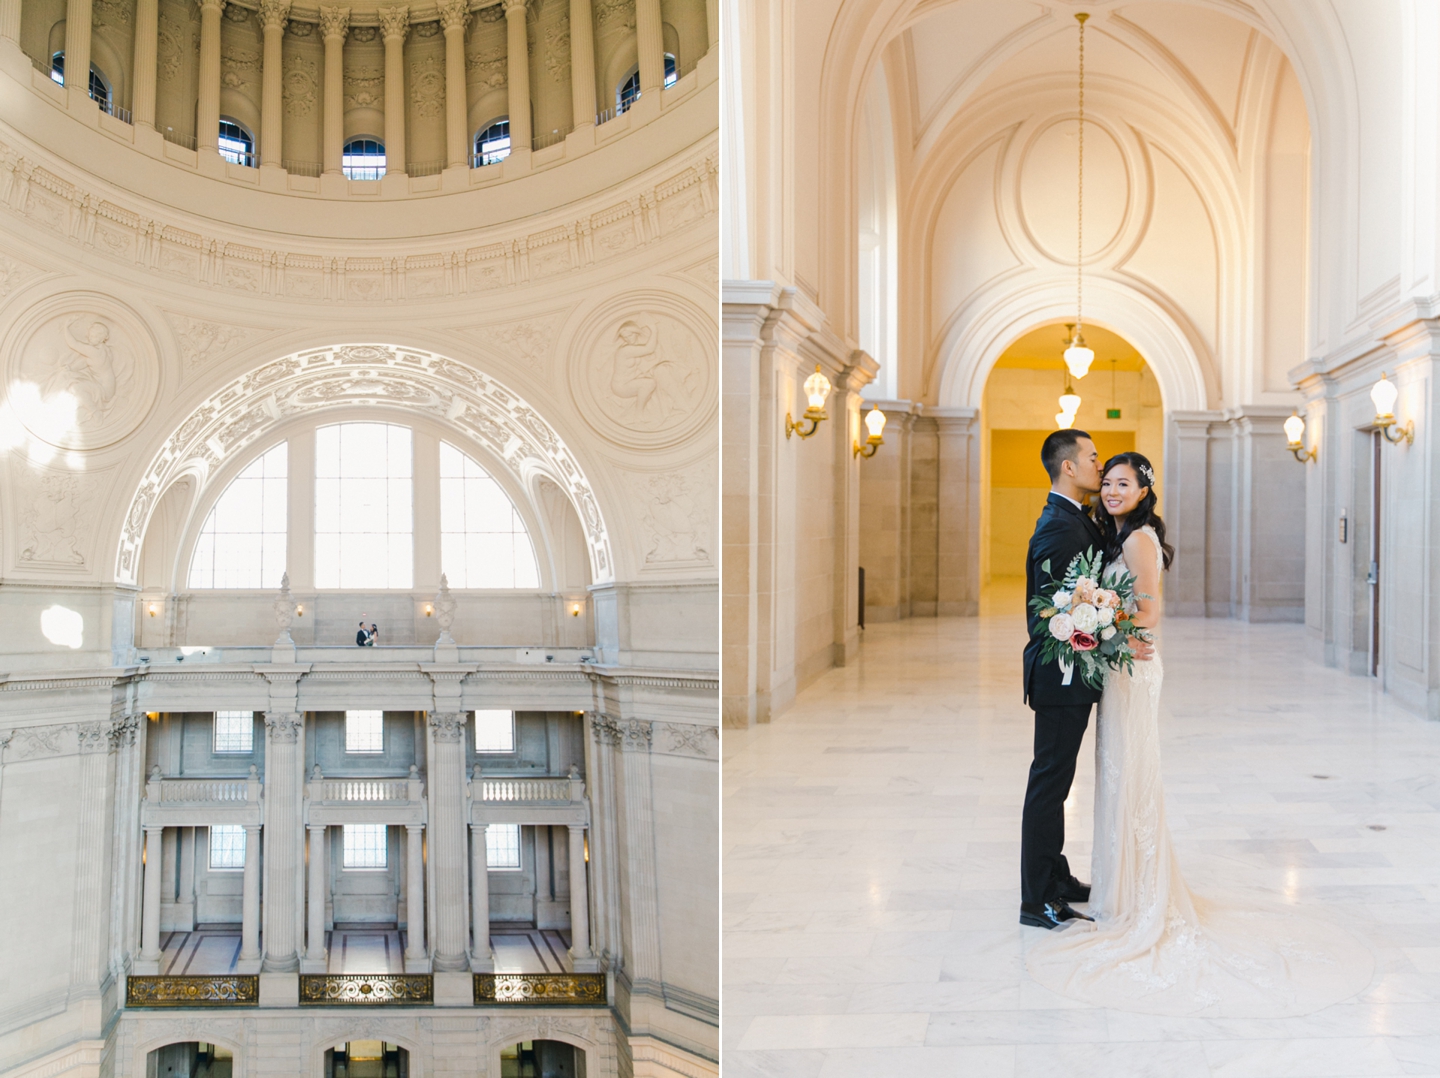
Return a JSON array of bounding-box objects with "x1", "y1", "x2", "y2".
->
[
  {"x1": 630, "y1": 464, "x2": 713, "y2": 567},
  {"x1": 17, "y1": 471, "x2": 87, "y2": 566},
  {"x1": 410, "y1": 57, "x2": 445, "y2": 116}
]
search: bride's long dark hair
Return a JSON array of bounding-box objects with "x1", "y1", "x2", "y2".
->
[{"x1": 1095, "y1": 452, "x2": 1175, "y2": 570}]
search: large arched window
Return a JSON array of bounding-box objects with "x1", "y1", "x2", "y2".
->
[
  {"x1": 616, "y1": 56, "x2": 677, "y2": 115},
  {"x1": 342, "y1": 137, "x2": 385, "y2": 180},
  {"x1": 439, "y1": 442, "x2": 540, "y2": 588},
  {"x1": 51, "y1": 52, "x2": 111, "y2": 112},
  {"x1": 314, "y1": 423, "x2": 413, "y2": 589},
  {"x1": 218, "y1": 119, "x2": 255, "y2": 167},
  {"x1": 187, "y1": 443, "x2": 288, "y2": 588},
  {"x1": 473, "y1": 119, "x2": 511, "y2": 166}
]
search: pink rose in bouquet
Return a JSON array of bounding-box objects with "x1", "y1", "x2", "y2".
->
[{"x1": 1070, "y1": 631, "x2": 1097, "y2": 652}]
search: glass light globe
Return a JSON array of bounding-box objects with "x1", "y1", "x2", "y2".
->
[
  {"x1": 1056, "y1": 410, "x2": 1076, "y2": 429},
  {"x1": 1284, "y1": 412, "x2": 1305, "y2": 446},
  {"x1": 1059, "y1": 388, "x2": 1081, "y2": 415},
  {"x1": 1371, "y1": 372, "x2": 1398, "y2": 421},
  {"x1": 864, "y1": 404, "x2": 887, "y2": 439},
  {"x1": 1063, "y1": 343, "x2": 1095, "y2": 379},
  {"x1": 804, "y1": 365, "x2": 832, "y2": 411}
]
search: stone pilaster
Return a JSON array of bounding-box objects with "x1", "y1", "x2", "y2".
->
[
  {"x1": 132, "y1": 0, "x2": 159, "y2": 128},
  {"x1": 635, "y1": 0, "x2": 664, "y2": 95},
  {"x1": 933, "y1": 407, "x2": 981, "y2": 616},
  {"x1": 261, "y1": 710, "x2": 302, "y2": 971},
  {"x1": 469, "y1": 821, "x2": 493, "y2": 970},
  {"x1": 258, "y1": 0, "x2": 289, "y2": 167},
  {"x1": 319, "y1": 6, "x2": 349, "y2": 175},
  {"x1": 303, "y1": 824, "x2": 327, "y2": 971},
  {"x1": 196, "y1": 0, "x2": 226, "y2": 151},
  {"x1": 239, "y1": 823, "x2": 261, "y2": 968},
  {"x1": 503, "y1": 0, "x2": 532, "y2": 154},
  {"x1": 63, "y1": 0, "x2": 94, "y2": 110},
  {"x1": 568, "y1": 0, "x2": 596, "y2": 128},
  {"x1": 427, "y1": 711, "x2": 469, "y2": 971},
  {"x1": 108, "y1": 713, "x2": 144, "y2": 980},
  {"x1": 404, "y1": 823, "x2": 427, "y2": 968},
  {"x1": 138, "y1": 826, "x2": 164, "y2": 969},
  {"x1": 438, "y1": 0, "x2": 470, "y2": 167},
  {"x1": 379, "y1": 6, "x2": 409, "y2": 174},
  {"x1": 69, "y1": 721, "x2": 116, "y2": 1005},
  {"x1": 567, "y1": 822, "x2": 593, "y2": 967},
  {"x1": 613, "y1": 718, "x2": 661, "y2": 989}
]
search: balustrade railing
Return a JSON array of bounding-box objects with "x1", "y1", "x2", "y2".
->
[
  {"x1": 159, "y1": 779, "x2": 249, "y2": 802},
  {"x1": 162, "y1": 127, "x2": 198, "y2": 150},
  {"x1": 319, "y1": 778, "x2": 412, "y2": 801},
  {"x1": 300, "y1": 974, "x2": 432, "y2": 1005},
  {"x1": 479, "y1": 777, "x2": 574, "y2": 802},
  {"x1": 532, "y1": 128, "x2": 569, "y2": 151},
  {"x1": 474, "y1": 973, "x2": 605, "y2": 1005},
  {"x1": 127, "y1": 975, "x2": 259, "y2": 1007}
]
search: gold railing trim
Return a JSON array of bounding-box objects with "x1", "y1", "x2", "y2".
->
[
  {"x1": 473, "y1": 972, "x2": 606, "y2": 1005},
  {"x1": 126, "y1": 975, "x2": 260, "y2": 1007},
  {"x1": 299, "y1": 973, "x2": 434, "y2": 1005}
]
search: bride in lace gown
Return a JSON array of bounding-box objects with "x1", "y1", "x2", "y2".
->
[{"x1": 1026, "y1": 453, "x2": 1374, "y2": 1017}]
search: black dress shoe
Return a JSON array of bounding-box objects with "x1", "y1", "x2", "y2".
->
[
  {"x1": 1019, "y1": 900, "x2": 1094, "y2": 930},
  {"x1": 1057, "y1": 877, "x2": 1091, "y2": 903}
]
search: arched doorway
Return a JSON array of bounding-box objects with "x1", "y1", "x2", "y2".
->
[{"x1": 980, "y1": 323, "x2": 1164, "y2": 610}]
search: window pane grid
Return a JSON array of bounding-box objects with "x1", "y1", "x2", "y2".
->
[
  {"x1": 315, "y1": 424, "x2": 414, "y2": 588},
  {"x1": 473, "y1": 710, "x2": 515, "y2": 753},
  {"x1": 439, "y1": 442, "x2": 540, "y2": 588},
  {"x1": 345, "y1": 710, "x2": 384, "y2": 754},
  {"x1": 210, "y1": 825, "x2": 246, "y2": 869},
  {"x1": 486, "y1": 823, "x2": 520, "y2": 870},
  {"x1": 343, "y1": 824, "x2": 388, "y2": 869},
  {"x1": 188, "y1": 443, "x2": 288, "y2": 589},
  {"x1": 213, "y1": 711, "x2": 253, "y2": 754}
]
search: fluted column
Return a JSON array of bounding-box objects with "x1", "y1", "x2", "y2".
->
[
  {"x1": 428, "y1": 712, "x2": 469, "y2": 970},
  {"x1": 196, "y1": 0, "x2": 226, "y2": 150},
  {"x1": 107, "y1": 714, "x2": 144, "y2": 978},
  {"x1": 567, "y1": 824, "x2": 591, "y2": 961},
  {"x1": 404, "y1": 824, "x2": 426, "y2": 965},
  {"x1": 139, "y1": 826, "x2": 163, "y2": 962},
  {"x1": 0, "y1": 0, "x2": 20, "y2": 44},
  {"x1": 504, "y1": 0, "x2": 532, "y2": 151},
  {"x1": 63, "y1": 0, "x2": 93, "y2": 109},
  {"x1": 635, "y1": 0, "x2": 663, "y2": 95},
  {"x1": 379, "y1": 6, "x2": 409, "y2": 173},
  {"x1": 240, "y1": 824, "x2": 261, "y2": 962},
  {"x1": 469, "y1": 821, "x2": 493, "y2": 968},
  {"x1": 705, "y1": 0, "x2": 716, "y2": 50},
  {"x1": 259, "y1": 0, "x2": 289, "y2": 166},
  {"x1": 70, "y1": 724, "x2": 117, "y2": 991},
  {"x1": 568, "y1": 0, "x2": 595, "y2": 129},
  {"x1": 261, "y1": 711, "x2": 302, "y2": 971},
  {"x1": 438, "y1": 0, "x2": 469, "y2": 167},
  {"x1": 132, "y1": 0, "x2": 159, "y2": 127},
  {"x1": 319, "y1": 6, "x2": 349, "y2": 174}
]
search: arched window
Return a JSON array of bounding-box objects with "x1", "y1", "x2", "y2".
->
[
  {"x1": 474, "y1": 119, "x2": 511, "y2": 166},
  {"x1": 51, "y1": 52, "x2": 112, "y2": 112},
  {"x1": 665, "y1": 52, "x2": 678, "y2": 87},
  {"x1": 188, "y1": 443, "x2": 288, "y2": 589},
  {"x1": 616, "y1": 55, "x2": 677, "y2": 114},
  {"x1": 314, "y1": 423, "x2": 413, "y2": 589},
  {"x1": 218, "y1": 119, "x2": 255, "y2": 166},
  {"x1": 341, "y1": 137, "x2": 385, "y2": 180},
  {"x1": 439, "y1": 442, "x2": 540, "y2": 588}
]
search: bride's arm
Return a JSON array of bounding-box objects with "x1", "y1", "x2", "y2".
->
[{"x1": 1122, "y1": 530, "x2": 1161, "y2": 630}]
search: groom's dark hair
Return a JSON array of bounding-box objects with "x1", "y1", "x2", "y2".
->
[{"x1": 1041, "y1": 428, "x2": 1092, "y2": 481}]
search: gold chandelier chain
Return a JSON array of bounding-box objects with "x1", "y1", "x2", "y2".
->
[{"x1": 1077, "y1": 13, "x2": 1085, "y2": 334}]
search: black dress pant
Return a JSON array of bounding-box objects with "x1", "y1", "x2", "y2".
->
[{"x1": 1020, "y1": 702, "x2": 1093, "y2": 905}]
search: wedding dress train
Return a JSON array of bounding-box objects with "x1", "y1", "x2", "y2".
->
[{"x1": 1026, "y1": 526, "x2": 1375, "y2": 1016}]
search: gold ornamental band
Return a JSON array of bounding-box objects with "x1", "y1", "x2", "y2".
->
[
  {"x1": 299, "y1": 974, "x2": 435, "y2": 1005},
  {"x1": 473, "y1": 973, "x2": 607, "y2": 1005},
  {"x1": 126, "y1": 975, "x2": 260, "y2": 1008}
]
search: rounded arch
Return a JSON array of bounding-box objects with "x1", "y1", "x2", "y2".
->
[
  {"x1": 131, "y1": 1032, "x2": 247, "y2": 1078},
  {"x1": 117, "y1": 344, "x2": 614, "y2": 587},
  {"x1": 936, "y1": 274, "x2": 1212, "y2": 412},
  {"x1": 305, "y1": 1027, "x2": 426, "y2": 1077},
  {"x1": 485, "y1": 1026, "x2": 601, "y2": 1077}
]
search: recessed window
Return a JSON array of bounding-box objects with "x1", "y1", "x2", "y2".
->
[
  {"x1": 345, "y1": 710, "x2": 384, "y2": 754},
  {"x1": 664, "y1": 53, "x2": 678, "y2": 87},
  {"x1": 486, "y1": 823, "x2": 521, "y2": 870},
  {"x1": 314, "y1": 423, "x2": 413, "y2": 589},
  {"x1": 188, "y1": 443, "x2": 288, "y2": 589},
  {"x1": 51, "y1": 52, "x2": 112, "y2": 111},
  {"x1": 473, "y1": 710, "x2": 515, "y2": 753},
  {"x1": 342, "y1": 137, "x2": 386, "y2": 180},
  {"x1": 439, "y1": 443, "x2": 540, "y2": 588},
  {"x1": 474, "y1": 119, "x2": 510, "y2": 166},
  {"x1": 210, "y1": 825, "x2": 246, "y2": 869},
  {"x1": 343, "y1": 824, "x2": 388, "y2": 869},
  {"x1": 617, "y1": 69, "x2": 640, "y2": 114},
  {"x1": 213, "y1": 712, "x2": 254, "y2": 754},
  {"x1": 218, "y1": 119, "x2": 255, "y2": 166}
]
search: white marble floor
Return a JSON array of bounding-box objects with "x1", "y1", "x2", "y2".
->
[{"x1": 723, "y1": 610, "x2": 1440, "y2": 1077}]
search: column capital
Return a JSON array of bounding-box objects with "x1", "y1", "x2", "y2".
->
[
  {"x1": 108, "y1": 712, "x2": 140, "y2": 749},
  {"x1": 194, "y1": 0, "x2": 226, "y2": 13},
  {"x1": 264, "y1": 711, "x2": 303, "y2": 742},
  {"x1": 504, "y1": 0, "x2": 527, "y2": 14},
  {"x1": 428, "y1": 711, "x2": 466, "y2": 742},
  {"x1": 438, "y1": 0, "x2": 470, "y2": 32},
  {"x1": 378, "y1": 4, "x2": 410, "y2": 39},
  {"x1": 318, "y1": 4, "x2": 350, "y2": 39},
  {"x1": 258, "y1": 0, "x2": 290, "y2": 31}
]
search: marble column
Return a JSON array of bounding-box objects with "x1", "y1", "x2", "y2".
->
[
  {"x1": 504, "y1": 0, "x2": 531, "y2": 152},
  {"x1": 261, "y1": 711, "x2": 302, "y2": 971},
  {"x1": 319, "y1": 5, "x2": 349, "y2": 175},
  {"x1": 240, "y1": 824, "x2": 261, "y2": 963},
  {"x1": 107, "y1": 714, "x2": 144, "y2": 978},
  {"x1": 305, "y1": 824, "x2": 326, "y2": 967},
  {"x1": 140, "y1": 826, "x2": 163, "y2": 963},
  {"x1": 705, "y1": 0, "x2": 717, "y2": 50},
  {"x1": 258, "y1": 0, "x2": 289, "y2": 167},
  {"x1": 566, "y1": 824, "x2": 591, "y2": 962},
  {"x1": 427, "y1": 712, "x2": 469, "y2": 970},
  {"x1": 62, "y1": 0, "x2": 93, "y2": 108},
  {"x1": 568, "y1": 0, "x2": 595, "y2": 129},
  {"x1": 70, "y1": 723, "x2": 116, "y2": 992},
  {"x1": 196, "y1": 0, "x2": 226, "y2": 150},
  {"x1": 469, "y1": 822, "x2": 493, "y2": 968},
  {"x1": 379, "y1": 6, "x2": 409, "y2": 174},
  {"x1": 404, "y1": 824, "x2": 426, "y2": 965},
  {"x1": 438, "y1": 0, "x2": 469, "y2": 167},
  {"x1": 131, "y1": 0, "x2": 159, "y2": 128},
  {"x1": 634, "y1": 0, "x2": 663, "y2": 95},
  {"x1": 615, "y1": 719, "x2": 661, "y2": 989},
  {"x1": 0, "y1": 0, "x2": 19, "y2": 44}
]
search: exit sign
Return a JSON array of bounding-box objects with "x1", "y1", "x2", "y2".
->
[{"x1": 1106, "y1": 408, "x2": 1122, "y2": 419}]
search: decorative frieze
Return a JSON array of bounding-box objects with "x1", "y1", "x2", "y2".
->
[
  {"x1": 0, "y1": 715, "x2": 135, "y2": 762},
  {"x1": 473, "y1": 972, "x2": 606, "y2": 1004},
  {"x1": 299, "y1": 973, "x2": 434, "y2": 1004},
  {"x1": 126, "y1": 974, "x2": 260, "y2": 1007}
]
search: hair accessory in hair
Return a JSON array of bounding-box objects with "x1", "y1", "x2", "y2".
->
[{"x1": 1140, "y1": 463, "x2": 1155, "y2": 486}]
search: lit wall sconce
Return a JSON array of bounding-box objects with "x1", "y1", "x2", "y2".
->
[
  {"x1": 145, "y1": 712, "x2": 159, "y2": 720},
  {"x1": 147, "y1": 603, "x2": 158, "y2": 618},
  {"x1": 854, "y1": 403, "x2": 887, "y2": 458},
  {"x1": 1371, "y1": 372, "x2": 1414, "y2": 445},
  {"x1": 423, "y1": 603, "x2": 433, "y2": 617},
  {"x1": 1284, "y1": 411, "x2": 1317, "y2": 462},
  {"x1": 786, "y1": 364, "x2": 831, "y2": 440},
  {"x1": 295, "y1": 604, "x2": 304, "y2": 618},
  {"x1": 570, "y1": 603, "x2": 583, "y2": 617}
]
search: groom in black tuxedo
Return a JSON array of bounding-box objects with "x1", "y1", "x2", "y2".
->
[{"x1": 1019, "y1": 429, "x2": 1117, "y2": 929}]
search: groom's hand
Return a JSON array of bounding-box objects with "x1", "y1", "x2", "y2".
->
[{"x1": 1131, "y1": 638, "x2": 1155, "y2": 662}]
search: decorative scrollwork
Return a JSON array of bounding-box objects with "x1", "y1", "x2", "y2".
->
[
  {"x1": 264, "y1": 711, "x2": 303, "y2": 743},
  {"x1": 473, "y1": 973, "x2": 606, "y2": 1005},
  {"x1": 428, "y1": 711, "x2": 465, "y2": 742},
  {"x1": 299, "y1": 974, "x2": 434, "y2": 1004},
  {"x1": 126, "y1": 975, "x2": 259, "y2": 1007}
]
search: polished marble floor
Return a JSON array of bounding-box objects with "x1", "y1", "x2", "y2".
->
[{"x1": 723, "y1": 606, "x2": 1440, "y2": 1077}]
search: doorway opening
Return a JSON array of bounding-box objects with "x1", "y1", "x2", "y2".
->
[
  {"x1": 501, "y1": 1040, "x2": 585, "y2": 1077},
  {"x1": 323, "y1": 1042, "x2": 410, "y2": 1077}
]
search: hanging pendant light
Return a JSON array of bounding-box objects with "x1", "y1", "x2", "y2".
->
[{"x1": 1063, "y1": 13, "x2": 1095, "y2": 381}]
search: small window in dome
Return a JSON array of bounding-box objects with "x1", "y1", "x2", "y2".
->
[
  {"x1": 218, "y1": 119, "x2": 255, "y2": 167},
  {"x1": 665, "y1": 53, "x2": 678, "y2": 88},
  {"x1": 51, "y1": 53, "x2": 112, "y2": 112},
  {"x1": 617, "y1": 68, "x2": 640, "y2": 114},
  {"x1": 473, "y1": 119, "x2": 511, "y2": 166},
  {"x1": 342, "y1": 137, "x2": 386, "y2": 180}
]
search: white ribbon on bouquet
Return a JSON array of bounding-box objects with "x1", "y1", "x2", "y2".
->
[{"x1": 1059, "y1": 655, "x2": 1075, "y2": 686}]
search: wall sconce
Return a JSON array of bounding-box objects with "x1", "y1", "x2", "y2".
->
[
  {"x1": 147, "y1": 603, "x2": 158, "y2": 618},
  {"x1": 786, "y1": 365, "x2": 831, "y2": 440},
  {"x1": 1371, "y1": 372, "x2": 1414, "y2": 445},
  {"x1": 854, "y1": 404, "x2": 887, "y2": 458},
  {"x1": 1284, "y1": 411, "x2": 1317, "y2": 462},
  {"x1": 570, "y1": 603, "x2": 583, "y2": 617},
  {"x1": 423, "y1": 603, "x2": 433, "y2": 617},
  {"x1": 145, "y1": 712, "x2": 159, "y2": 720},
  {"x1": 295, "y1": 604, "x2": 304, "y2": 618}
]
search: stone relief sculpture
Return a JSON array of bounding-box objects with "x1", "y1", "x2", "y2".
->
[
  {"x1": 283, "y1": 55, "x2": 319, "y2": 116},
  {"x1": 19, "y1": 472, "x2": 86, "y2": 566},
  {"x1": 166, "y1": 312, "x2": 254, "y2": 370},
  {"x1": 636, "y1": 469, "x2": 711, "y2": 566},
  {"x1": 575, "y1": 310, "x2": 711, "y2": 447},
  {"x1": 46, "y1": 319, "x2": 125, "y2": 424}
]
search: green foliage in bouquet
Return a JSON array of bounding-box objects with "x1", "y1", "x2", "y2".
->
[{"x1": 1028, "y1": 547, "x2": 1153, "y2": 691}]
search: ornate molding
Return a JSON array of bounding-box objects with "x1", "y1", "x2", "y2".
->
[
  {"x1": 264, "y1": 710, "x2": 303, "y2": 743},
  {"x1": 652, "y1": 721, "x2": 717, "y2": 761},
  {"x1": 437, "y1": 0, "x2": 469, "y2": 31},
  {"x1": 76, "y1": 720, "x2": 111, "y2": 754},
  {"x1": 590, "y1": 715, "x2": 621, "y2": 746},
  {"x1": 127, "y1": 975, "x2": 259, "y2": 1007},
  {"x1": 258, "y1": 0, "x2": 291, "y2": 31},
  {"x1": 428, "y1": 711, "x2": 465, "y2": 742},
  {"x1": 474, "y1": 972, "x2": 604, "y2": 1004},
  {"x1": 620, "y1": 719, "x2": 652, "y2": 752},
  {"x1": 317, "y1": 4, "x2": 350, "y2": 38},
  {"x1": 300, "y1": 973, "x2": 433, "y2": 1004},
  {"x1": 377, "y1": 4, "x2": 409, "y2": 39},
  {"x1": 110, "y1": 712, "x2": 141, "y2": 748}
]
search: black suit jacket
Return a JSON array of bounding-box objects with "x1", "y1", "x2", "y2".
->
[{"x1": 1023, "y1": 492, "x2": 1107, "y2": 708}]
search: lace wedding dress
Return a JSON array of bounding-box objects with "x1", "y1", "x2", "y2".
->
[{"x1": 1026, "y1": 526, "x2": 1374, "y2": 1016}]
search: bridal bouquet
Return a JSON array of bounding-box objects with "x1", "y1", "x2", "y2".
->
[{"x1": 1029, "y1": 547, "x2": 1151, "y2": 690}]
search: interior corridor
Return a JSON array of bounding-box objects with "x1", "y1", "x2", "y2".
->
[{"x1": 723, "y1": 613, "x2": 1440, "y2": 1076}]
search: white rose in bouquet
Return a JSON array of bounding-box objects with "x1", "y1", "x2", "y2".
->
[
  {"x1": 1101, "y1": 626, "x2": 1116, "y2": 641},
  {"x1": 1070, "y1": 602, "x2": 1099, "y2": 634},
  {"x1": 1096, "y1": 606, "x2": 1115, "y2": 628},
  {"x1": 1048, "y1": 613, "x2": 1075, "y2": 641},
  {"x1": 1052, "y1": 590, "x2": 1072, "y2": 609}
]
